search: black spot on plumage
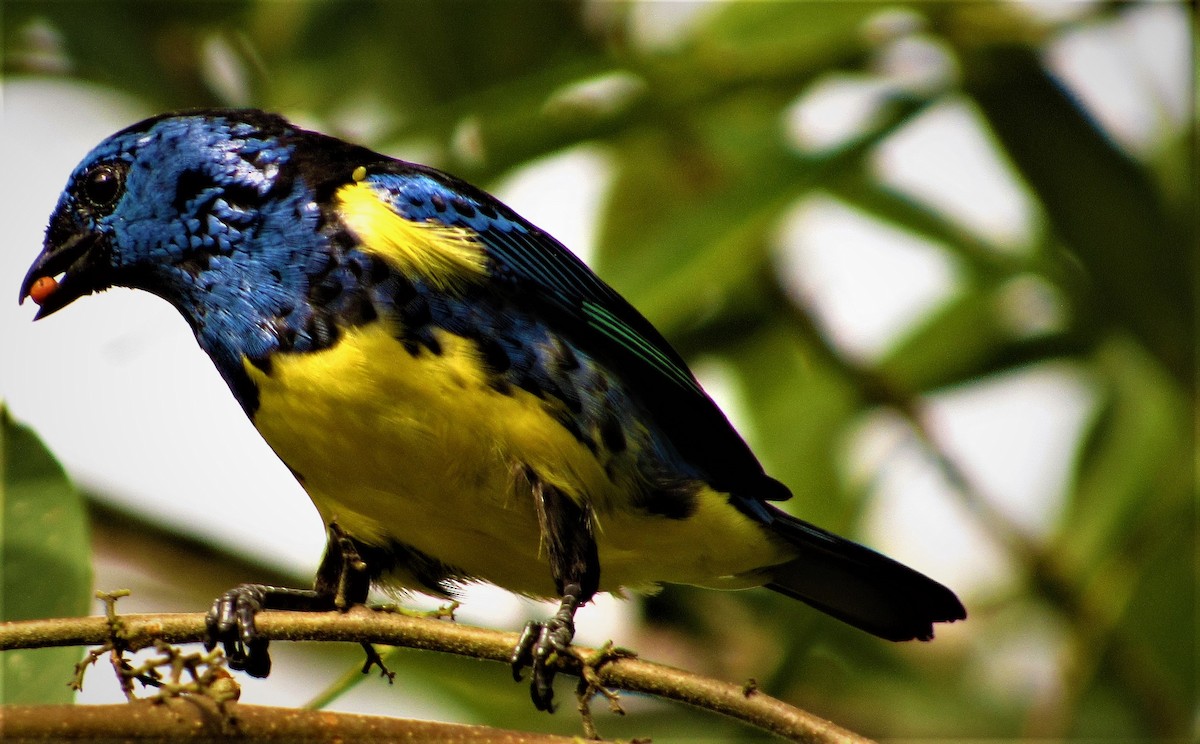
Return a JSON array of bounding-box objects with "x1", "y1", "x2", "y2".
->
[
  {"x1": 307, "y1": 313, "x2": 339, "y2": 349},
  {"x1": 172, "y1": 168, "x2": 214, "y2": 213},
  {"x1": 591, "y1": 374, "x2": 610, "y2": 394},
  {"x1": 340, "y1": 290, "x2": 377, "y2": 325},
  {"x1": 430, "y1": 194, "x2": 447, "y2": 213},
  {"x1": 305, "y1": 255, "x2": 334, "y2": 287},
  {"x1": 544, "y1": 377, "x2": 582, "y2": 415},
  {"x1": 269, "y1": 269, "x2": 282, "y2": 283},
  {"x1": 279, "y1": 325, "x2": 297, "y2": 351},
  {"x1": 476, "y1": 201, "x2": 498, "y2": 219},
  {"x1": 230, "y1": 368, "x2": 260, "y2": 417},
  {"x1": 400, "y1": 294, "x2": 432, "y2": 328},
  {"x1": 638, "y1": 479, "x2": 700, "y2": 520},
  {"x1": 417, "y1": 328, "x2": 442, "y2": 355},
  {"x1": 477, "y1": 336, "x2": 511, "y2": 374},
  {"x1": 221, "y1": 182, "x2": 269, "y2": 213},
  {"x1": 328, "y1": 228, "x2": 357, "y2": 252},
  {"x1": 267, "y1": 316, "x2": 296, "y2": 351},
  {"x1": 399, "y1": 325, "x2": 441, "y2": 357},
  {"x1": 178, "y1": 254, "x2": 212, "y2": 278},
  {"x1": 490, "y1": 378, "x2": 514, "y2": 395},
  {"x1": 553, "y1": 341, "x2": 580, "y2": 372},
  {"x1": 515, "y1": 367, "x2": 544, "y2": 399},
  {"x1": 367, "y1": 255, "x2": 391, "y2": 284},
  {"x1": 310, "y1": 276, "x2": 343, "y2": 305},
  {"x1": 390, "y1": 274, "x2": 418, "y2": 305},
  {"x1": 302, "y1": 253, "x2": 332, "y2": 286},
  {"x1": 216, "y1": 181, "x2": 272, "y2": 219},
  {"x1": 247, "y1": 354, "x2": 272, "y2": 374},
  {"x1": 452, "y1": 199, "x2": 476, "y2": 218},
  {"x1": 356, "y1": 297, "x2": 378, "y2": 324},
  {"x1": 600, "y1": 413, "x2": 626, "y2": 454},
  {"x1": 491, "y1": 261, "x2": 518, "y2": 287}
]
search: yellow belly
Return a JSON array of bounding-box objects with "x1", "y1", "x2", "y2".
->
[{"x1": 244, "y1": 321, "x2": 790, "y2": 598}]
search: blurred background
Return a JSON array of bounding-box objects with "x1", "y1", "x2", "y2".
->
[{"x1": 1, "y1": 1, "x2": 1193, "y2": 740}]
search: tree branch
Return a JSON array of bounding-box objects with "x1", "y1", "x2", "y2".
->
[
  {"x1": 0, "y1": 608, "x2": 872, "y2": 743},
  {"x1": 0, "y1": 699, "x2": 587, "y2": 742}
]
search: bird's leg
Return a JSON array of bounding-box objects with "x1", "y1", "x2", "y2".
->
[
  {"x1": 319, "y1": 523, "x2": 372, "y2": 610},
  {"x1": 511, "y1": 472, "x2": 600, "y2": 712},
  {"x1": 205, "y1": 522, "x2": 372, "y2": 677}
]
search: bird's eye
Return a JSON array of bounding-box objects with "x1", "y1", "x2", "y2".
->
[{"x1": 81, "y1": 164, "x2": 125, "y2": 209}]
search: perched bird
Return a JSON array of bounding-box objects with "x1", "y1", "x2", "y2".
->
[{"x1": 21, "y1": 109, "x2": 964, "y2": 709}]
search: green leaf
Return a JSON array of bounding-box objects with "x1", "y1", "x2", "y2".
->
[
  {"x1": 681, "y1": 1, "x2": 885, "y2": 85},
  {"x1": 961, "y1": 44, "x2": 1191, "y2": 387},
  {"x1": 876, "y1": 287, "x2": 998, "y2": 391},
  {"x1": 274, "y1": 0, "x2": 600, "y2": 110},
  {"x1": 2, "y1": 405, "x2": 93, "y2": 704},
  {"x1": 1085, "y1": 518, "x2": 1193, "y2": 739},
  {"x1": 5, "y1": 0, "x2": 252, "y2": 109},
  {"x1": 259, "y1": 1, "x2": 614, "y2": 177},
  {"x1": 1059, "y1": 339, "x2": 1190, "y2": 583},
  {"x1": 1053, "y1": 339, "x2": 1193, "y2": 737},
  {"x1": 877, "y1": 280, "x2": 1089, "y2": 393}
]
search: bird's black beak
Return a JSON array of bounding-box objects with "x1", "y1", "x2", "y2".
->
[{"x1": 19, "y1": 213, "x2": 110, "y2": 320}]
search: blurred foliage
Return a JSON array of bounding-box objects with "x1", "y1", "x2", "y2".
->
[
  {"x1": 3, "y1": 0, "x2": 1193, "y2": 740},
  {"x1": 1, "y1": 404, "x2": 91, "y2": 704}
]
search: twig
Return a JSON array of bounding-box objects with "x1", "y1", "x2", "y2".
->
[
  {"x1": 0, "y1": 700, "x2": 590, "y2": 742},
  {"x1": 0, "y1": 608, "x2": 872, "y2": 743}
]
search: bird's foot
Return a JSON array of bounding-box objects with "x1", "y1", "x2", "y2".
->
[
  {"x1": 511, "y1": 582, "x2": 591, "y2": 712},
  {"x1": 204, "y1": 584, "x2": 330, "y2": 678},
  {"x1": 511, "y1": 610, "x2": 576, "y2": 712}
]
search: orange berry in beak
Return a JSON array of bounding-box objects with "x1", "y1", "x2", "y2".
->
[{"x1": 28, "y1": 276, "x2": 58, "y2": 306}]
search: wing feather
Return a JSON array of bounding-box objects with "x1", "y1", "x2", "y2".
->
[{"x1": 362, "y1": 165, "x2": 790, "y2": 503}]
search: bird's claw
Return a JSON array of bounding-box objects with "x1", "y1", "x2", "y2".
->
[
  {"x1": 205, "y1": 584, "x2": 273, "y2": 678},
  {"x1": 511, "y1": 614, "x2": 576, "y2": 712}
]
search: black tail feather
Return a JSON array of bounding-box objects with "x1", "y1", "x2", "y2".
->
[{"x1": 764, "y1": 509, "x2": 965, "y2": 642}]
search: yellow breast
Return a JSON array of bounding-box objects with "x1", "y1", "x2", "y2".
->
[{"x1": 244, "y1": 321, "x2": 790, "y2": 598}]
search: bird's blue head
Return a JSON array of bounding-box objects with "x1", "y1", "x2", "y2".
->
[
  {"x1": 20, "y1": 109, "x2": 390, "y2": 409},
  {"x1": 20, "y1": 109, "x2": 307, "y2": 319}
]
